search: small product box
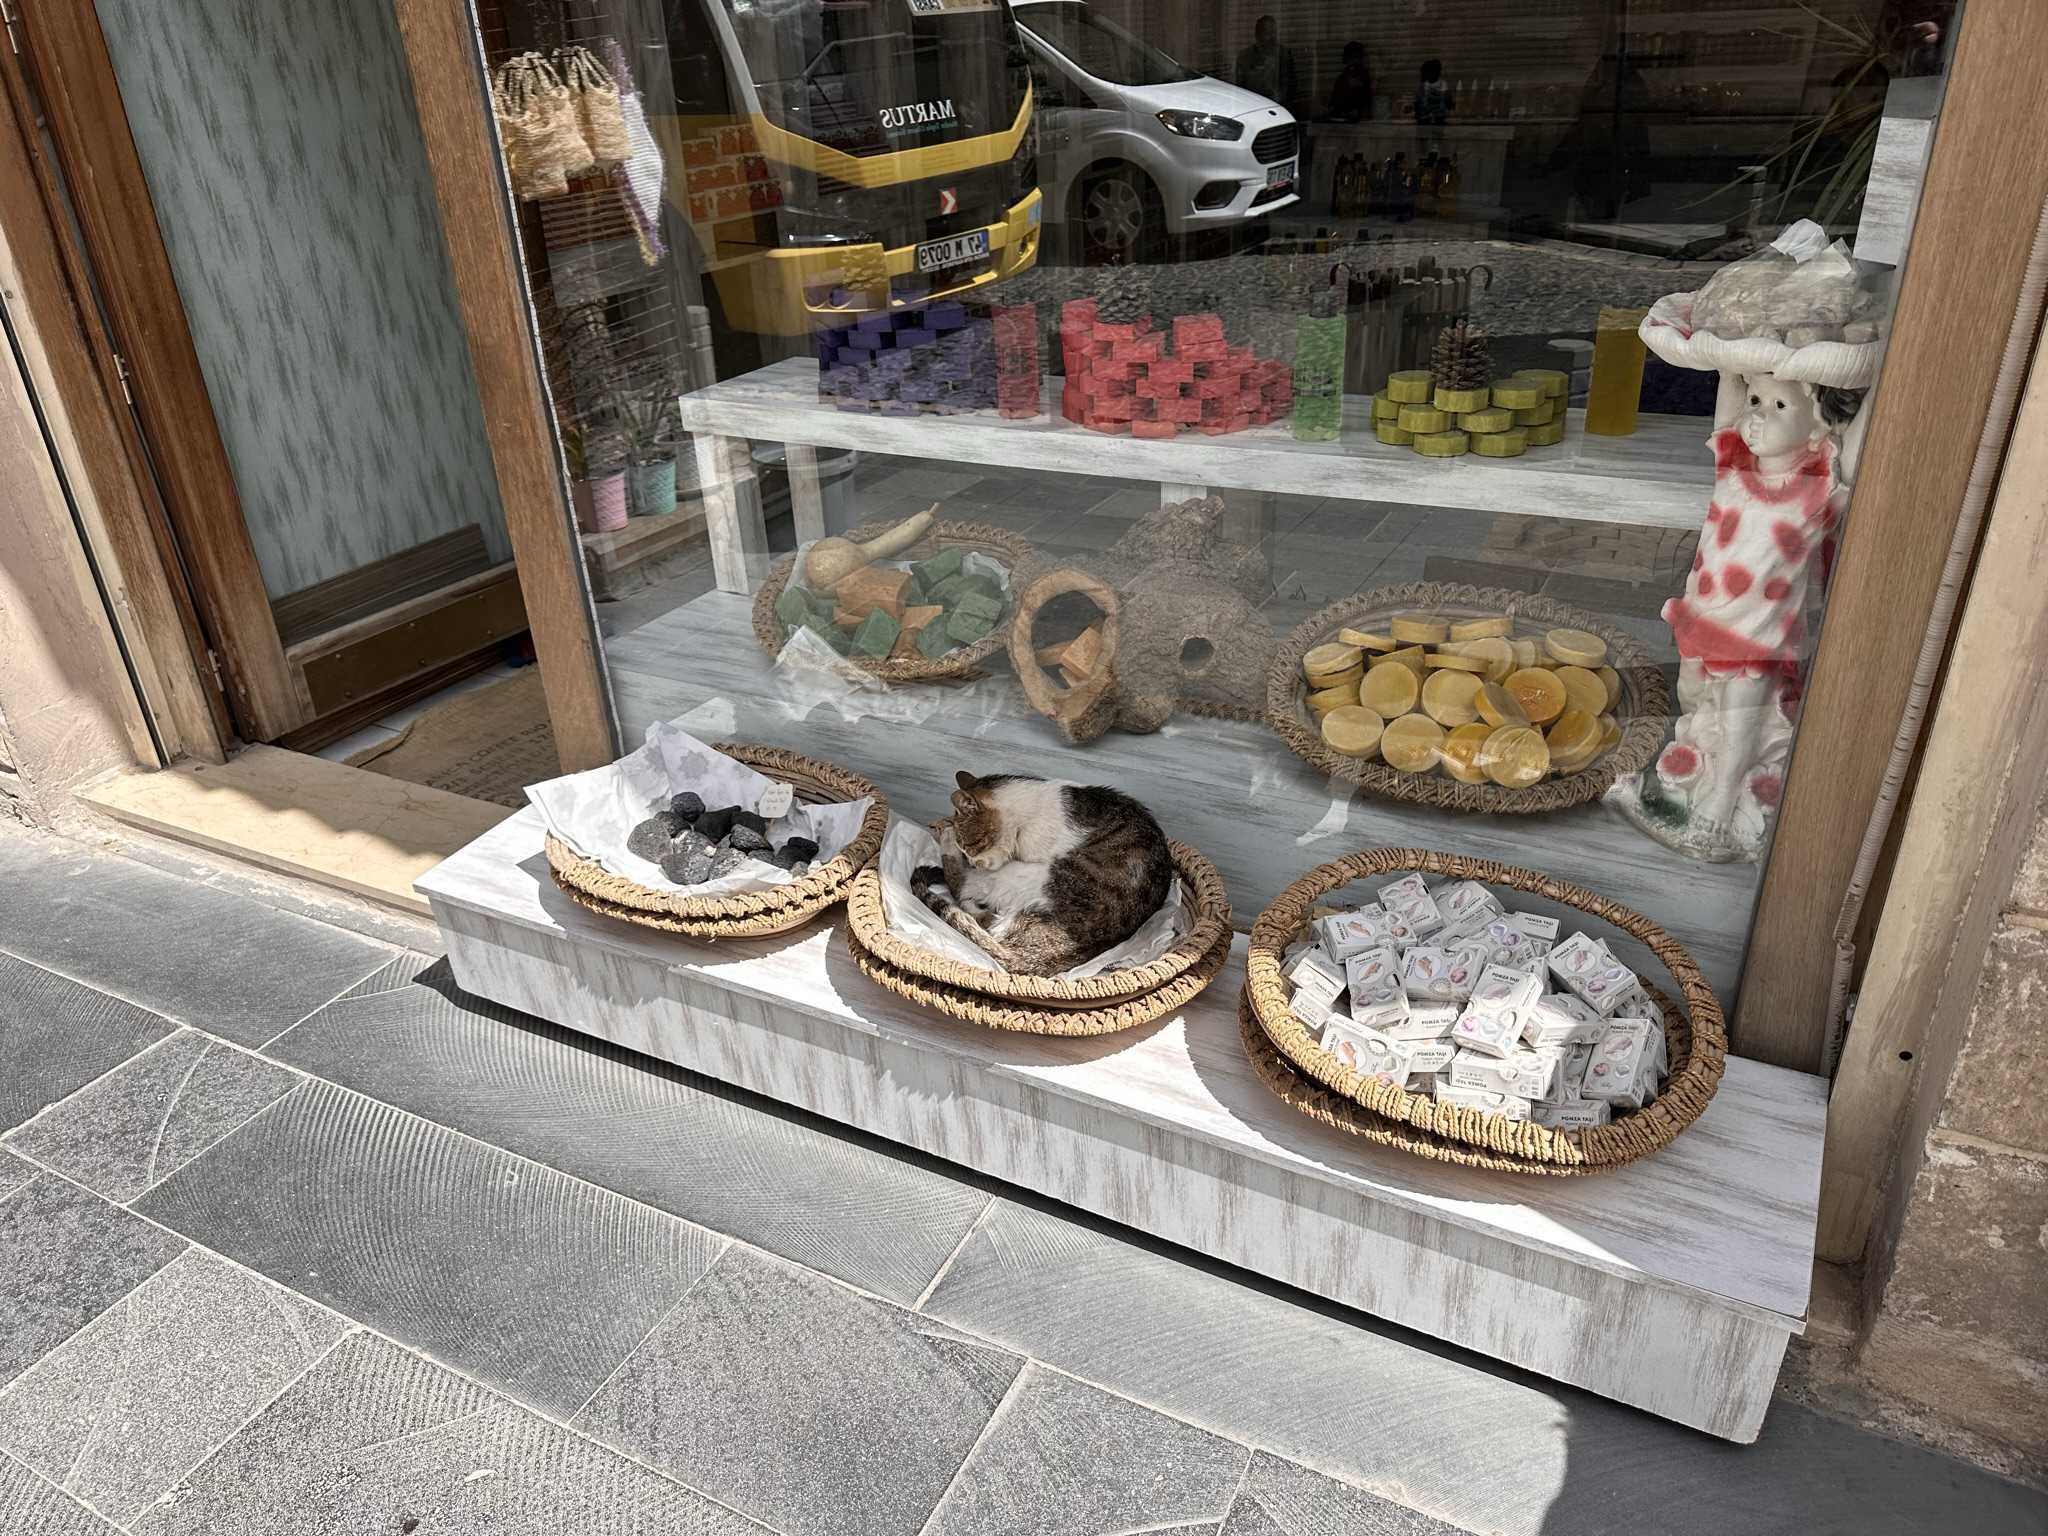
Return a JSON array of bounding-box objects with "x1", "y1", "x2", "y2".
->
[
  {"x1": 1402, "y1": 1037, "x2": 1456, "y2": 1075},
  {"x1": 1533, "y1": 1040, "x2": 1596, "y2": 1104},
  {"x1": 1522, "y1": 991, "x2": 1608, "y2": 1049},
  {"x1": 1448, "y1": 1046, "x2": 1557, "y2": 1100},
  {"x1": 1379, "y1": 873, "x2": 1446, "y2": 941},
  {"x1": 1433, "y1": 880, "x2": 1503, "y2": 934},
  {"x1": 1450, "y1": 963, "x2": 1541, "y2": 1058},
  {"x1": 1581, "y1": 1020, "x2": 1657, "y2": 1108},
  {"x1": 1386, "y1": 1001, "x2": 1460, "y2": 1041},
  {"x1": 1546, "y1": 932, "x2": 1640, "y2": 1016},
  {"x1": 1445, "y1": 913, "x2": 1536, "y2": 969},
  {"x1": 1434, "y1": 1082, "x2": 1532, "y2": 1121},
  {"x1": 1533, "y1": 1098, "x2": 1611, "y2": 1130},
  {"x1": 1399, "y1": 945, "x2": 1458, "y2": 1003},
  {"x1": 1318, "y1": 907, "x2": 1391, "y2": 960},
  {"x1": 1344, "y1": 946, "x2": 1411, "y2": 1031},
  {"x1": 1509, "y1": 911, "x2": 1560, "y2": 954},
  {"x1": 1320, "y1": 1017, "x2": 1412, "y2": 1084}
]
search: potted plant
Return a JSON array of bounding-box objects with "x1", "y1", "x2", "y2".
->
[
  {"x1": 565, "y1": 419, "x2": 629, "y2": 533},
  {"x1": 620, "y1": 383, "x2": 682, "y2": 518}
]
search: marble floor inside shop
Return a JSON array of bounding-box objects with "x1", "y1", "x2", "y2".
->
[{"x1": 3, "y1": 826, "x2": 2046, "y2": 1535}]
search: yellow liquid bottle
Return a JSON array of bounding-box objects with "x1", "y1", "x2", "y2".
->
[{"x1": 1585, "y1": 305, "x2": 1649, "y2": 436}]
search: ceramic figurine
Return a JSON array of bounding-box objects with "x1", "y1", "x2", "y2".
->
[{"x1": 1607, "y1": 222, "x2": 1884, "y2": 862}]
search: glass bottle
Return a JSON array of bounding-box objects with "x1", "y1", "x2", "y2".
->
[
  {"x1": 1291, "y1": 287, "x2": 1346, "y2": 443},
  {"x1": 1585, "y1": 305, "x2": 1650, "y2": 436}
]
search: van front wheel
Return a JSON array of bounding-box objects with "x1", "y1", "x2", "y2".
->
[{"x1": 1076, "y1": 165, "x2": 1164, "y2": 264}]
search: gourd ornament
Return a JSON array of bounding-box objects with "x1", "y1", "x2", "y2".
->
[
  {"x1": 801, "y1": 505, "x2": 936, "y2": 590},
  {"x1": 1606, "y1": 222, "x2": 1883, "y2": 862},
  {"x1": 1007, "y1": 495, "x2": 1274, "y2": 745}
]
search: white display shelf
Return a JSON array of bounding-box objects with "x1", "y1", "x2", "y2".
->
[
  {"x1": 679, "y1": 357, "x2": 1714, "y2": 593},
  {"x1": 603, "y1": 590, "x2": 1757, "y2": 1005},
  {"x1": 419, "y1": 807, "x2": 1823, "y2": 1443}
]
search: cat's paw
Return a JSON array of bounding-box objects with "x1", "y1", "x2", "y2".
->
[{"x1": 910, "y1": 864, "x2": 953, "y2": 912}]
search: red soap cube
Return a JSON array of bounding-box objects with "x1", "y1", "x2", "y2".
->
[
  {"x1": 1132, "y1": 418, "x2": 1178, "y2": 438},
  {"x1": 1094, "y1": 321, "x2": 1137, "y2": 342},
  {"x1": 1173, "y1": 313, "x2": 1224, "y2": 346},
  {"x1": 1177, "y1": 340, "x2": 1227, "y2": 364},
  {"x1": 1148, "y1": 357, "x2": 1194, "y2": 386},
  {"x1": 1158, "y1": 397, "x2": 1203, "y2": 424},
  {"x1": 1096, "y1": 395, "x2": 1136, "y2": 422},
  {"x1": 1062, "y1": 298, "x2": 1099, "y2": 324}
]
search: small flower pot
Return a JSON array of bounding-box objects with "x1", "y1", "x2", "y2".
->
[
  {"x1": 582, "y1": 470, "x2": 628, "y2": 532},
  {"x1": 629, "y1": 456, "x2": 677, "y2": 517}
]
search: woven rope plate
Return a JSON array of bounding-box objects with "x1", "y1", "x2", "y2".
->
[
  {"x1": 752, "y1": 519, "x2": 1036, "y2": 683},
  {"x1": 1243, "y1": 848, "x2": 1726, "y2": 1173},
  {"x1": 846, "y1": 921, "x2": 1233, "y2": 1036},
  {"x1": 544, "y1": 743, "x2": 888, "y2": 940},
  {"x1": 1266, "y1": 581, "x2": 1672, "y2": 815},
  {"x1": 845, "y1": 835, "x2": 1232, "y2": 1006}
]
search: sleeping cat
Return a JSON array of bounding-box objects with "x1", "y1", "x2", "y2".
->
[{"x1": 910, "y1": 772, "x2": 1175, "y2": 977}]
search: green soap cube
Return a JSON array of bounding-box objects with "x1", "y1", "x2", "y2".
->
[
  {"x1": 946, "y1": 609, "x2": 994, "y2": 644},
  {"x1": 953, "y1": 590, "x2": 1003, "y2": 624},
  {"x1": 802, "y1": 619, "x2": 849, "y2": 654},
  {"x1": 850, "y1": 608, "x2": 901, "y2": 658},
  {"x1": 958, "y1": 573, "x2": 1003, "y2": 603},
  {"x1": 902, "y1": 577, "x2": 927, "y2": 609},
  {"x1": 916, "y1": 618, "x2": 959, "y2": 659},
  {"x1": 774, "y1": 586, "x2": 813, "y2": 629},
  {"x1": 930, "y1": 574, "x2": 969, "y2": 606},
  {"x1": 912, "y1": 547, "x2": 964, "y2": 588}
]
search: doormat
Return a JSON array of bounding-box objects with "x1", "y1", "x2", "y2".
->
[{"x1": 348, "y1": 669, "x2": 560, "y2": 810}]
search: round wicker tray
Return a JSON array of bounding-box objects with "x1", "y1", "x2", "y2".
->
[
  {"x1": 544, "y1": 744, "x2": 888, "y2": 941},
  {"x1": 844, "y1": 834, "x2": 1232, "y2": 1005},
  {"x1": 751, "y1": 519, "x2": 1036, "y2": 683},
  {"x1": 1266, "y1": 581, "x2": 1672, "y2": 815},
  {"x1": 1243, "y1": 848, "x2": 1726, "y2": 1174},
  {"x1": 846, "y1": 921, "x2": 1233, "y2": 1036}
]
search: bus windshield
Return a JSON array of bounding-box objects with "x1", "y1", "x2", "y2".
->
[
  {"x1": 718, "y1": 0, "x2": 1030, "y2": 158},
  {"x1": 1013, "y1": 2, "x2": 1196, "y2": 87}
]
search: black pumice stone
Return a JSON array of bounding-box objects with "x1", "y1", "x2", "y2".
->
[
  {"x1": 694, "y1": 806, "x2": 736, "y2": 841},
  {"x1": 627, "y1": 812, "x2": 683, "y2": 861},
  {"x1": 733, "y1": 809, "x2": 769, "y2": 837},
  {"x1": 780, "y1": 836, "x2": 820, "y2": 863},
  {"x1": 669, "y1": 791, "x2": 706, "y2": 822}
]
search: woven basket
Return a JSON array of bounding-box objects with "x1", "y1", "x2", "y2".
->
[
  {"x1": 545, "y1": 744, "x2": 888, "y2": 940},
  {"x1": 1266, "y1": 582, "x2": 1671, "y2": 815},
  {"x1": 846, "y1": 921, "x2": 1234, "y2": 1036},
  {"x1": 751, "y1": 520, "x2": 1036, "y2": 683},
  {"x1": 1243, "y1": 848, "x2": 1726, "y2": 1174}
]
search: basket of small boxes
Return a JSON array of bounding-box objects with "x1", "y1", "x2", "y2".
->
[
  {"x1": 1267, "y1": 581, "x2": 1671, "y2": 814},
  {"x1": 753, "y1": 513, "x2": 1035, "y2": 684},
  {"x1": 1239, "y1": 848, "x2": 1727, "y2": 1175}
]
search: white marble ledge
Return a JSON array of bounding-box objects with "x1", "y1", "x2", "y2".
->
[
  {"x1": 677, "y1": 357, "x2": 1713, "y2": 529},
  {"x1": 418, "y1": 808, "x2": 1825, "y2": 1332}
]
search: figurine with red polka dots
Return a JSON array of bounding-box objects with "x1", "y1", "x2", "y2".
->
[{"x1": 1609, "y1": 221, "x2": 1888, "y2": 862}]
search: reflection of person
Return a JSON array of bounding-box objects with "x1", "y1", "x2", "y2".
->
[
  {"x1": 1413, "y1": 58, "x2": 1452, "y2": 125},
  {"x1": 1234, "y1": 16, "x2": 1298, "y2": 111},
  {"x1": 1324, "y1": 40, "x2": 1372, "y2": 122}
]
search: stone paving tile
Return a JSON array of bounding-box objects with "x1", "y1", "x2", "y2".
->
[
  {"x1": 135, "y1": 1079, "x2": 725, "y2": 1417},
  {"x1": 924, "y1": 1363, "x2": 1249, "y2": 1536},
  {"x1": 0, "y1": 1450, "x2": 122, "y2": 1535},
  {"x1": 0, "y1": 838, "x2": 393, "y2": 1047},
  {"x1": 4, "y1": 1030, "x2": 298, "y2": 1202},
  {"x1": 0, "y1": 1174, "x2": 184, "y2": 1390},
  {"x1": 1220, "y1": 1453, "x2": 1464, "y2": 1535},
  {"x1": 128, "y1": 1331, "x2": 767, "y2": 1535},
  {"x1": 0, "y1": 953, "x2": 175, "y2": 1135},
  {"x1": 577, "y1": 1246, "x2": 1022, "y2": 1536},
  {"x1": 268, "y1": 954, "x2": 991, "y2": 1306},
  {"x1": 924, "y1": 1200, "x2": 2048, "y2": 1536},
  {"x1": 0, "y1": 1248, "x2": 349, "y2": 1524},
  {"x1": 0, "y1": 1151, "x2": 37, "y2": 1203}
]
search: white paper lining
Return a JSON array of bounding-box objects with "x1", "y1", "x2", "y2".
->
[
  {"x1": 525, "y1": 721, "x2": 872, "y2": 896},
  {"x1": 874, "y1": 818, "x2": 1188, "y2": 979}
]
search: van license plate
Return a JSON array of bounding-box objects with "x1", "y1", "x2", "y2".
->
[
  {"x1": 1266, "y1": 160, "x2": 1295, "y2": 189},
  {"x1": 915, "y1": 229, "x2": 990, "y2": 274}
]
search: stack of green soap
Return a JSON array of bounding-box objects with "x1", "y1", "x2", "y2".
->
[{"x1": 1290, "y1": 313, "x2": 1346, "y2": 443}]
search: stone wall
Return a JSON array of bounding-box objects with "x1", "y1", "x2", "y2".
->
[{"x1": 1860, "y1": 795, "x2": 2048, "y2": 1459}]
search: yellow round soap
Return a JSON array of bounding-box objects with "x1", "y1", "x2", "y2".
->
[
  {"x1": 1476, "y1": 682, "x2": 1529, "y2": 729},
  {"x1": 1414, "y1": 430, "x2": 1469, "y2": 457},
  {"x1": 1382, "y1": 713, "x2": 1446, "y2": 774},
  {"x1": 1480, "y1": 725, "x2": 1550, "y2": 788},
  {"x1": 1449, "y1": 616, "x2": 1511, "y2": 641},
  {"x1": 1336, "y1": 627, "x2": 1397, "y2": 651},
  {"x1": 1387, "y1": 370, "x2": 1433, "y2": 403},
  {"x1": 1434, "y1": 385, "x2": 1490, "y2": 414},
  {"x1": 1555, "y1": 664, "x2": 1607, "y2": 718},
  {"x1": 1396, "y1": 404, "x2": 1448, "y2": 434},
  {"x1": 1424, "y1": 652, "x2": 1486, "y2": 673},
  {"x1": 1307, "y1": 682, "x2": 1361, "y2": 715},
  {"x1": 1547, "y1": 707, "x2": 1602, "y2": 771},
  {"x1": 1596, "y1": 665, "x2": 1623, "y2": 710},
  {"x1": 1458, "y1": 406, "x2": 1514, "y2": 434},
  {"x1": 1374, "y1": 422, "x2": 1415, "y2": 446},
  {"x1": 1471, "y1": 429, "x2": 1528, "y2": 458},
  {"x1": 1321, "y1": 705, "x2": 1384, "y2": 758},
  {"x1": 1512, "y1": 401, "x2": 1558, "y2": 428},
  {"x1": 1390, "y1": 612, "x2": 1449, "y2": 645},
  {"x1": 1303, "y1": 641, "x2": 1363, "y2": 678},
  {"x1": 1489, "y1": 378, "x2": 1543, "y2": 410},
  {"x1": 1360, "y1": 660, "x2": 1420, "y2": 717},
  {"x1": 1597, "y1": 713, "x2": 1624, "y2": 755},
  {"x1": 1544, "y1": 628, "x2": 1608, "y2": 667},
  {"x1": 1383, "y1": 644, "x2": 1428, "y2": 674},
  {"x1": 1421, "y1": 667, "x2": 1482, "y2": 726},
  {"x1": 1371, "y1": 391, "x2": 1401, "y2": 421},
  {"x1": 1511, "y1": 638, "x2": 1540, "y2": 669},
  {"x1": 1505, "y1": 667, "x2": 1567, "y2": 725},
  {"x1": 1462, "y1": 636, "x2": 1515, "y2": 683},
  {"x1": 1440, "y1": 722, "x2": 1494, "y2": 784},
  {"x1": 1525, "y1": 418, "x2": 1565, "y2": 447},
  {"x1": 1514, "y1": 368, "x2": 1568, "y2": 400}
]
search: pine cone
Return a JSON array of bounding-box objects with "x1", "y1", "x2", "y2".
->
[
  {"x1": 1430, "y1": 320, "x2": 1491, "y2": 391},
  {"x1": 1095, "y1": 263, "x2": 1155, "y2": 326}
]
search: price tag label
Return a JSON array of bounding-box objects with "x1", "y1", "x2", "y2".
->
[{"x1": 756, "y1": 782, "x2": 795, "y2": 820}]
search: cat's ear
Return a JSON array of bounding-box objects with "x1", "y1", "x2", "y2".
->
[
  {"x1": 954, "y1": 771, "x2": 979, "y2": 791},
  {"x1": 950, "y1": 788, "x2": 978, "y2": 816}
]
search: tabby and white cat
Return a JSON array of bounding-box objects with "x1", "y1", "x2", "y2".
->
[{"x1": 910, "y1": 772, "x2": 1174, "y2": 976}]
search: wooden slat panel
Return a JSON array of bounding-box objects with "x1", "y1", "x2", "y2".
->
[
  {"x1": 294, "y1": 567, "x2": 526, "y2": 717},
  {"x1": 17, "y1": 3, "x2": 303, "y2": 738},
  {"x1": 1738, "y1": 0, "x2": 2048, "y2": 1070},
  {"x1": 271, "y1": 525, "x2": 493, "y2": 649},
  {"x1": 391, "y1": 0, "x2": 616, "y2": 772}
]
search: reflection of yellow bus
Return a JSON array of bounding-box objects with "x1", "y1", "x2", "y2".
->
[{"x1": 663, "y1": 0, "x2": 1042, "y2": 337}]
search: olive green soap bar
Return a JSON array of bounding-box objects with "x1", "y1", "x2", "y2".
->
[
  {"x1": 774, "y1": 586, "x2": 814, "y2": 628},
  {"x1": 1396, "y1": 404, "x2": 1447, "y2": 433},
  {"x1": 1373, "y1": 421, "x2": 1414, "y2": 445},
  {"x1": 1458, "y1": 406, "x2": 1513, "y2": 433},
  {"x1": 1372, "y1": 391, "x2": 1400, "y2": 421},
  {"x1": 946, "y1": 609, "x2": 995, "y2": 644},
  {"x1": 850, "y1": 608, "x2": 901, "y2": 657},
  {"x1": 953, "y1": 590, "x2": 1004, "y2": 625},
  {"x1": 916, "y1": 618, "x2": 959, "y2": 658},
  {"x1": 913, "y1": 546, "x2": 964, "y2": 588},
  {"x1": 1471, "y1": 428, "x2": 1528, "y2": 457}
]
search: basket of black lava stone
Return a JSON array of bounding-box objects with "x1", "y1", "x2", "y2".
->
[{"x1": 542, "y1": 743, "x2": 889, "y2": 940}]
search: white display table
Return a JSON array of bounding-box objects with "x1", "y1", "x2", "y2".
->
[{"x1": 418, "y1": 808, "x2": 1824, "y2": 1444}]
